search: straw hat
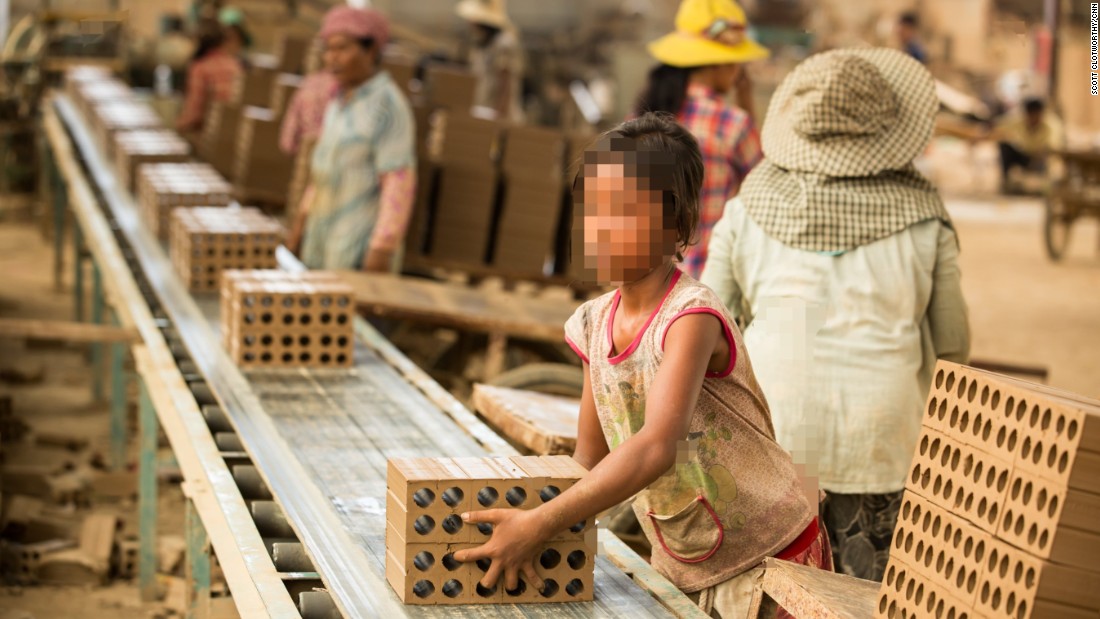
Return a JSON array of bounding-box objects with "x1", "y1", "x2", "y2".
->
[
  {"x1": 648, "y1": 0, "x2": 769, "y2": 68},
  {"x1": 456, "y1": 0, "x2": 512, "y2": 29},
  {"x1": 761, "y1": 47, "x2": 937, "y2": 177}
]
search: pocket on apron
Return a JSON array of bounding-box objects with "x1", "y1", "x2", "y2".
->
[{"x1": 647, "y1": 495, "x2": 724, "y2": 563}]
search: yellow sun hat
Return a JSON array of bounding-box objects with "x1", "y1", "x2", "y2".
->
[{"x1": 648, "y1": 0, "x2": 770, "y2": 68}]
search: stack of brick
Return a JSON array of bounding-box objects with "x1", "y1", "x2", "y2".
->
[
  {"x1": 234, "y1": 107, "x2": 293, "y2": 204},
  {"x1": 493, "y1": 126, "x2": 568, "y2": 277},
  {"x1": 427, "y1": 115, "x2": 503, "y2": 266},
  {"x1": 875, "y1": 361, "x2": 1100, "y2": 619},
  {"x1": 199, "y1": 101, "x2": 244, "y2": 180},
  {"x1": 135, "y1": 163, "x2": 233, "y2": 240},
  {"x1": 91, "y1": 101, "x2": 163, "y2": 160},
  {"x1": 270, "y1": 73, "x2": 303, "y2": 115},
  {"x1": 220, "y1": 270, "x2": 354, "y2": 369},
  {"x1": 64, "y1": 67, "x2": 119, "y2": 110},
  {"x1": 113, "y1": 130, "x2": 190, "y2": 193},
  {"x1": 169, "y1": 207, "x2": 284, "y2": 293},
  {"x1": 70, "y1": 79, "x2": 132, "y2": 120},
  {"x1": 274, "y1": 35, "x2": 310, "y2": 75},
  {"x1": 385, "y1": 455, "x2": 595, "y2": 605}
]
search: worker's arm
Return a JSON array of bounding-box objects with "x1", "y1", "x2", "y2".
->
[
  {"x1": 285, "y1": 184, "x2": 315, "y2": 256},
  {"x1": 454, "y1": 314, "x2": 720, "y2": 592},
  {"x1": 927, "y1": 224, "x2": 970, "y2": 363},
  {"x1": 364, "y1": 166, "x2": 416, "y2": 272},
  {"x1": 176, "y1": 63, "x2": 207, "y2": 132}
]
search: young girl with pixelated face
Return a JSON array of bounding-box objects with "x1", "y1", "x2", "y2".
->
[{"x1": 455, "y1": 113, "x2": 831, "y2": 617}]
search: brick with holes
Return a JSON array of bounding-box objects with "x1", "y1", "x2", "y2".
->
[
  {"x1": 170, "y1": 207, "x2": 284, "y2": 293},
  {"x1": 219, "y1": 270, "x2": 354, "y2": 368},
  {"x1": 385, "y1": 456, "x2": 595, "y2": 605}
]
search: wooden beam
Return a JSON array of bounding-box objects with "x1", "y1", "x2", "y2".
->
[{"x1": 0, "y1": 318, "x2": 138, "y2": 344}]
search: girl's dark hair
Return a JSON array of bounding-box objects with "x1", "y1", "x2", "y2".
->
[
  {"x1": 635, "y1": 64, "x2": 693, "y2": 116},
  {"x1": 571, "y1": 112, "x2": 704, "y2": 261},
  {"x1": 191, "y1": 27, "x2": 225, "y2": 62}
]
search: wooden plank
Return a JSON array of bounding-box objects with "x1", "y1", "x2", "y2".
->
[
  {"x1": 472, "y1": 384, "x2": 580, "y2": 455},
  {"x1": 753, "y1": 558, "x2": 877, "y2": 619},
  {"x1": 340, "y1": 271, "x2": 574, "y2": 342},
  {"x1": 0, "y1": 318, "x2": 138, "y2": 343}
]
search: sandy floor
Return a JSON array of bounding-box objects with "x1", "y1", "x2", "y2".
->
[{"x1": 0, "y1": 220, "x2": 186, "y2": 619}]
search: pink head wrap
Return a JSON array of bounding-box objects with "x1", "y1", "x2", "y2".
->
[{"x1": 319, "y1": 7, "x2": 390, "y2": 49}]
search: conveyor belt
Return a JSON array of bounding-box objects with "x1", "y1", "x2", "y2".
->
[{"x1": 49, "y1": 93, "x2": 689, "y2": 618}]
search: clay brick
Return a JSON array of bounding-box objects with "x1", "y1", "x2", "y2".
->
[
  {"x1": 906, "y1": 428, "x2": 1012, "y2": 534},
  {"x1": 170, "y1": 207, "x2": 283, "y2": 292},
  {"x1": 385, "y1": 455, "x2": 596, "y2": 605},
  {"x1": 219, "y1": 270, "x2": 354, "y2": 369},
  {"x1": 387, "y1": 458, "x2": 471, "y2": 544},
  {"x1": 875, "y1": 555, "x2": 977, "y2": 619},
  {"x1": 977, "y1": 537, "x2": 1100, "y2": 618},
  {"x1": 113, "y1": 129, "x2": 190, "y2": 192},
  {"x1": 890, "y1": 492, "x2": 988, "y2": 604},
  {"x1": 136, "y1": 163, "x2": 233, "y2": 240},
  {"x1": 91, "y1": 101, "x2": 163, "y2": 160}
]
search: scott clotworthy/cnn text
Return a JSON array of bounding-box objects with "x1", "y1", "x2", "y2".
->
[{"x1": 1093, "y1": 3, "x2": 1099, "y2": 95}]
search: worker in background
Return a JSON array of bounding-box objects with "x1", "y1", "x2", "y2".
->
[
  {"x1": 701, "y1": 48, "x2": 970, "y2": 582},
  {"x1": 153, "y1": 15, "x2": 194, "y2": 75},
  {"x1": 896, "y1": 11, "x2": 927, "y2": 64},
  {"x1": 635, "y1": 0, "x2": 768, "y2": 278},
  {"x1": 176, "y1": 25, "x2": 244, "y2": 135},
  {"x1": 286, "y1": 7, "x2": 417, "y2": 273},
  {"x1": 456, "y1": 0, "x2": 525, "y2": 123},
  {"x1": 991, "y1": 98, "x2": 1061, "y2": 194},
  {"x1": 218, "y1": 6, "x2": 253, "y2": 68},
  {"x1": 279, "y1": 54, "x2": 339, "y2": 156}
]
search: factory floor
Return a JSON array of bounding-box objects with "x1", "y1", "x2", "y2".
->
[{"x1": 0, "y1": 168, "x2": 1098, "y2": 615}]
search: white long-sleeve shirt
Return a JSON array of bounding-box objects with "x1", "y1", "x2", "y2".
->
[{"x1": 701, "y1": 198, "x2": 970, "y2": 493}]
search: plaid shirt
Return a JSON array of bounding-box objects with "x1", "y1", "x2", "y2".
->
[
  {"x1": 177, "y1": 49, "x2": 242, "y2": 132},
  {"x1": 678, "y1": 83, "x2": 762, "y2": 277}
]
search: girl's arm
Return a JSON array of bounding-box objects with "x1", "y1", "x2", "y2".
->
[
  {"x1": 454, "y1": 313, "x2": 721, "y2": 592},
  {"x1": 572, "y1": 362, "x2": 609, "y2": 471},
  {"x1": 176, "y1": 64, "x2": 207, "y2": 132},
  {"x1": 928, "y1": 225, "x2": 970, "y2": 363}
]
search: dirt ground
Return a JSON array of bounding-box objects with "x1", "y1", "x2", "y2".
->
[{"x1": 0, "y1": 219, "x2": 186, "y2": 619}]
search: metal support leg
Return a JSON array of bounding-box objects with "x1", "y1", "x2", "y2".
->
[
  {"x1": 139, "y1": 380, "x2": 159, "y2": 602},
  {"x1": 73, "y1": 221, "x2": 85, "y2": 323},
  {"x1": 185, "y1": 499, "x2": 211, "y2": 619},
  {"x1": 92, "y1": 263, "x2": 104, "y2": 400},
  {"x1": 110, "y1": 337, "x2": 127, "y2": 470},
  {"x1": 49, "y1": 151, "x2": 66, "y2": 292}
]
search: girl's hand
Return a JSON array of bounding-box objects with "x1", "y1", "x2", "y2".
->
[{"x1": 452, "y1": 509, "x2": 549, "y2": 593}]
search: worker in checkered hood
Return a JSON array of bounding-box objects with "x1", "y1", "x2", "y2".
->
[{"x1": 700, "y1": 48, "x2": 971, "y2": 582}]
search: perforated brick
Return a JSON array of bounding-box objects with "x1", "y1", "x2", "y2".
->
[
  {"x1": 136, "y1": 163, "x2": 233, "y2": 240},
  {"x1": 219, "y1": 270, "x2": 354, "y2": 369},
  {"x1": 876, "y1": 555, "x2": 977, "y2": 619},
  {"x1": 113, "y1": 130, "x2": 190, "y2": 192},
  {"x1": 385, "y1": 456, "x2": 595, "y2": 605},
  {"x1": 170, "y1": 207, "x2": 283, "y2": 292},
  {"x1": 995, "y1": 466, "x2": 1100, "y2": 571},
  {"x1": 91, "y1": 101, "x2": 163, "y2": 160},
  {"x1": 906, "y1": 428, "x2": 1013, "y2": 534}
]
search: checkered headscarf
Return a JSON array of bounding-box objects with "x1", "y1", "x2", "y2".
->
[
  {"x1": 740, "y1": 161, "x2": 950, "y2": 252},
  {"x1": 742, "y1": 47, "x2": 950, "y2": 252}
]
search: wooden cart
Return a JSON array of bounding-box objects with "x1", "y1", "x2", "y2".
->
[{"x1": 1045, "y1": 149, "x2": 1100, "y2": 261}]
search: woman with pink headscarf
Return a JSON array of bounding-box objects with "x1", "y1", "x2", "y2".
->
[{"x1": 286, "y1": 6, "x2": 417, "y2": 273}]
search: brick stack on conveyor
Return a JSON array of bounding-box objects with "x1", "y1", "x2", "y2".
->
[
  {"x1": 135, "y1": 163, "x2": 233, "y2": 240},
  {"x1": 90, "y1": 101, "x2": 163, "y2": 161},
  {"x1": 220, "y1": 270, "x2": 355, "y2": 369},
  {"x1": 385, "y1": 455, "x2": 596, "y2": 605},
  {"x1": 69, "y1": 79, "x2": 133, "y2": 121},
  {"x1": 113, "y1": 130, "x2": 190, "y2": 193},
  {"x1": 875, "y1": 361, "x2": 1100, "y2": 619},
  {"x1": 170, "y1": 207, "x2": 284, "y2": 293}
]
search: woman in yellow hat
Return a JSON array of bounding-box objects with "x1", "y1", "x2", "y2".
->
[{"x1": 636, "y1": 0, "x2": 769, "y2": 278}]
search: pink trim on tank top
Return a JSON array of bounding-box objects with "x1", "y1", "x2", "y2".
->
[
  {"x1": 659, "y1": 308, "x2": 737, "y2": 378},
  {"x1": 606, "y1": 270, "x2": 683, "y2": 365}
]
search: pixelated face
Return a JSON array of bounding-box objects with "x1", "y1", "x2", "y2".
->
[
  {"x1": 574, "y1": 144, "x2": 678, "y2": 286},
  {"x1": 323, "y1": 34, "x2": 374, "y2": 88}
]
